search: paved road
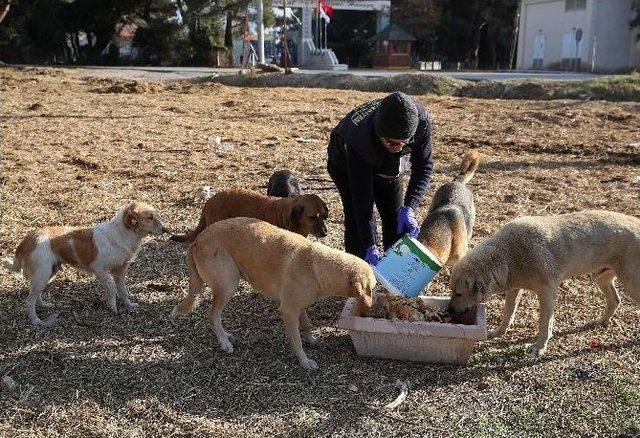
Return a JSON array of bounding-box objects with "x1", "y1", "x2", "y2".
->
[
  {"x1": 9, "y1": 64, "x2": 601, "y2": 82},
  {"x1": 299, "y1": 68, "x2": 600, "y2": 81}
]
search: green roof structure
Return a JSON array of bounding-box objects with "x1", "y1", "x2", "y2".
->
[{"x1": 370, "y1": 24, "x2": 417, "y2": 42}]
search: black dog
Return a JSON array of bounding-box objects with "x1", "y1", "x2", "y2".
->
[{"x1": 267, "y1": 170, "x2": 303, "y2": 198}]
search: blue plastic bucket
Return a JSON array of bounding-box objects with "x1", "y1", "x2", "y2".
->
[{"x1": 373, "y1": 234, "x2": 443, "y2": 297}]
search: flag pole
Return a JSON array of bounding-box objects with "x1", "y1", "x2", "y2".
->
[
  {"x1": 283, "y1": 0, "x2": 291, "y2": 74},
  {"x1": 324, "y1": 17, "x2": 327, "y2": 49},
  {"x1": 316, "y1": 0, "x2": 320, "y2": 51}
]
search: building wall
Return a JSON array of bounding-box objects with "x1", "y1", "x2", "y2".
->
[
  {"x1": 593, "y1": 0, "x2": 638, "y2": 71},
  {"x1": 516, "y1": 0, "x2": 639, "y2": 71},
  {"x1": 517, "y1": 0, "x2": 593, "y2": 70},
  {"x1": 372, "y1": 53, "x2": 412, "y2": 68}
]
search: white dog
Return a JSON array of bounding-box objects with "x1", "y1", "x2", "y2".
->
[
  {"x1": 3, "y1": 202, "x2": 168, "y2": 326},
  {"x1": 449, "y1": 210, "x2": 640, "y2": 356}
]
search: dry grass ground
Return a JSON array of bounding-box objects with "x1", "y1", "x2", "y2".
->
[{"x1": 1, "y1": 66, "x2": 639, "y2": 437}]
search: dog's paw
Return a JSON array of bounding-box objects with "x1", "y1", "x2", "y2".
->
[
  {"x1": 303, "y1": 335, "x2": 320, "y2": 348},
  {"x1": 595, "y1": 317, "x2": 612, "y2": 328},
  {"x1": 107, "y1": 300, "x2": 118, "y2": 314},
  {"x1": 31, "y1": 313, "x2": 59, "y2": 327},
  {"x1": 300, "y1": 358, "x2": 318, "y2": 371},
  {"x1": 219, "y1": 338, "x2": 234, "y2": 354},
  {"x1": 225, "y1": 332, "x2": 237, "y2": 344},
  {"x1": 125, "y1": 301, "x2": 139, "y2": 311},
  {"x1": 527, "y1": 343, "x2": 547, "y2": 357}
]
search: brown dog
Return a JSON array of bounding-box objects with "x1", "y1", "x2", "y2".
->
[
  {"x1": 172, "y1": 217, "x2": 376, "y2": 370},
  {"x1": 418, "y1": 149, "x2": 480, "y2": 267},
  {"x1": 170, "y1": 189, "x2": 328, "y2": 243}
]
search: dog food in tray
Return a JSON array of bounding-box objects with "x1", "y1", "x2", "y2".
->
[
  {"x1": 368, "y1": 290, "x2": 457, "y2": 323},
  {"x1": 337, "y1": 296, "x2": 486, "y2": 364}
]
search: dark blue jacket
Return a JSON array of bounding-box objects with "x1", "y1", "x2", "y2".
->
[{"x1": 327, "y1": 97, "x2": 434, "y2": 247}]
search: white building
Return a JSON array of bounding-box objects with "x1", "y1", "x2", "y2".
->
[{"x1": 516, "y1": 0, "x2": 640, "y2": 72}]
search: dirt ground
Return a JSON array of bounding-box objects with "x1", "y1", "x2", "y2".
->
[{"x1": 1, "y1": 66, "x2": 639, "y2": 437}]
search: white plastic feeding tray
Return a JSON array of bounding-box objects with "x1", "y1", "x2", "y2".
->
[{"x1": 337, "y1": 296, "x2": 487, "y2": 364}]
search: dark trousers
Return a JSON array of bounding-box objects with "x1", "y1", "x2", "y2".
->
[{"x1": 327, "y1": 161, "x2": 403, "y2": 258}]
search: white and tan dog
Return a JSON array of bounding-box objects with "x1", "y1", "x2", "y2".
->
[
  {"x1": 3, "y1": 202, "x2": 168, "y2": 326},
  {"x1": 448, "y1": 210, "x2": 640, "y2": 356},
  {"x1": 172, "y1": 217, "x2": 376, "y2": 370}
]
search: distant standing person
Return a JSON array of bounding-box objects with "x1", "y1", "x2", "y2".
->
[{"x1": 326, "y1": 92, "x2": 434, "y2": 266}]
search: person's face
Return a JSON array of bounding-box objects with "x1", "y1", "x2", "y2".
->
[{"x1": 380, "y1": 137, "x2": 407, "y2": 153}]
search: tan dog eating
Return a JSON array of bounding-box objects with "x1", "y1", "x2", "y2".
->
[
  {"x1": 3, "y1": 202, "x2": 168, "y2": 326},
  {"x1": 170, "y1": 188, "x2": 329, "y2": 243},
  {"x1": 448, "y1": 210, "x2": 640, "y2": 356},
  {"x1": 172, "y1": 217, "x2": 376, "y2": 370}
]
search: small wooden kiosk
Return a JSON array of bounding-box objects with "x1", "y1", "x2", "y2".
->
[{"x1": 370, "y1": 24, "x2": 416, "y2": 68}]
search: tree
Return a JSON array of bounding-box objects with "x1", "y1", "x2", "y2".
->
[
  {"x1": 133, "y1": 0, "x2": 186, "y2": 65},
  {"x1": 62, "y1": 0, "x2": 145, "y2": 63},
  {"x1": 631, "y1": 0, "x2": 640, "y2": 40},
  {"x1": 0, "y1": 0, "x2": 67, "y2": 63},
  {"x1": 434, "y1": 0, "x2": 519, "y2": 69},
  {"x1": 1, "y1": 0, "x2": 277, "y2": 65},
  {"x1": 392, "y1": 0, "x2": 440, "y2": 60},
  {"x1": 176, "y1": 0, "x2": 274, "y2": 66},
  {"x1": 326, "y1": 10, "x2": 376, "y2": 67}
]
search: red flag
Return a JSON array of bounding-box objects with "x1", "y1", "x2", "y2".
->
[{"x1": 319, "y1": 1, "x2": 334, "y2": 23}]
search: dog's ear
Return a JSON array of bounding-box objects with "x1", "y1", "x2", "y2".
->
[
  {"x1": 490, "y1": 262, "x2": 509, "y2": 290},
  {"x1": 123, "y1": 204, "x2": 139, "y2": 230},
  {"x1": 286, "y1": 175, "x2": 302, "y2": 196},
  {"x1": 291, "y1": 179, "x2": 303, "y2": 196},
  {"x1": 468, "y1": 277, "x2": 488, "y2": 302},
  {"x1": 465, "y1": 277, "x2": 474, "y2": 293},
  {"x1": 290, "y1": 203, "x2": 305, "y2": 226},
  {"x1": 320, "y1": 197, "x2": 329, "y2": 218}
]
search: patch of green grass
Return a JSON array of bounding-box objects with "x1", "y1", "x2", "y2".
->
[
  {"x1": 471, "y1": 343, "x2": 533, "y2": 365},
  {"x1": 215, "y1": 71, "x2": 640, "y2": 102},
  {"x1": 553, "y1": 73, "x2": 640, "y2": 101},
  {"x1": 611, "y1": 376, "x2": 640, "y2": 405},
  {"x1": 465, "y1": 415, "x2": 509, "y2": 437},
  {"x1": 458, "y1": 73, "x2": 640, "y2": 101},
  {"x1": 213, "y1": 72, "x2": 466, "y2": 96}
]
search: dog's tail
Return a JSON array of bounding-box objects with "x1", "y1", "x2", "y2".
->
[
  {"x1": 2, "y1": 256, "x2": 21, "y2": 273},
  {"x1": 169, "y1": 212, "x2": 206, "y2": 244},
  {"x1": 454, "y1": 149, "x2": 481, "y2": 184},
  {"x1": 171, "y1": 245, "x2": 204, "y2": 317}
]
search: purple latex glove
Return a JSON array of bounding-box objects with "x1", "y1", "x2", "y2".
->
[
  {"x1": 364, "y1": 245, "x2": 382, "y2": 266},
  {"x1": 397, "y1": 206, "x2": 419, "y2": 238}
]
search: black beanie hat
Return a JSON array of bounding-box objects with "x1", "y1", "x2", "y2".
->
[{"x1": 374, "y1": 92, "x2": 419, "y2": 140}]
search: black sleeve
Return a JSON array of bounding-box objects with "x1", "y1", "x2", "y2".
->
[
  {"x1": 346, "y1": 146, "x2": 377, "y2": 248},
  {"x1": 404, "y1": 117, "x2": 434, "y2": 210}
]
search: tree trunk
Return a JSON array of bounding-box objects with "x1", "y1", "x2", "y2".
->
[
  {"x1": 508, "y1": 3, "x2": 521, "y2": 69},
  {"x1": 0, "y1": 0, "x2": 10, "y2": 24},
  {"x1": 88, "y1": 32, "x2": 105, "y2": 64},
  {"x1": 471, "y1": 21, "x2": 486, "y2": 69},
  {"x1": 224, "y1": 10, "x2": 235, "y2": 67},
  {"x1": 143, "y1": 0, "x2": 151, "y2": 21},
  {"x1": 73, "y1": 32, "x2": 81, "y2": 63}
]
